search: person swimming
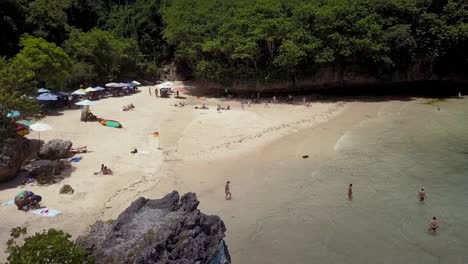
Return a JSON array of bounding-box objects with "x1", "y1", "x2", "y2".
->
[
  {"x1": 429, "y1": 216, "x2": 439, "y2": 233},
  {"x1": 417, "y1": 188, "x2": 426, "y2": 203}
]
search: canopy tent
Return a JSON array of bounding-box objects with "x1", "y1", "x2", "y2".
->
[
  {"x1": 37, "y1": 93, "x2": 58, "y2": 101},
  {"x1": 75, "y1": 99, "x2": 95, "y2": 106},
  {"x1": 72, "y1": 89, "x2": 87, "y2": 95},
  {"x1": 37, "y1": 88, "x2": 50, "y2": 93},
  {"x1": 85, "y1": 87, "x2": 99, "y2": 92}
]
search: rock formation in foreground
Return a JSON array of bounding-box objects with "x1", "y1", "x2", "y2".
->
[{"x1": 78, "y1": 191, "x2": 231, "y2": 264}]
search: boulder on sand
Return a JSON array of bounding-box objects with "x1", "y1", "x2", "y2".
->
[
  {"x1": 38, "y1": 139, "x2": 72, "y2": 160},
  {"x1": 21, "y1": 160, "x2": 64, "y2": 184},
  {"x1": 78, "y1": 191, "x2": 231, "y2": 264},
  {"x1": 0, "y1": 137, "x2": 30, "y2": 182}
]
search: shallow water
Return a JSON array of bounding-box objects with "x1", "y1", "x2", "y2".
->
[{"x1": 172, "y1": 98, "x2": 468, "y2": 264}]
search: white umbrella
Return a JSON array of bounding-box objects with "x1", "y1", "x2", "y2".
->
[
  {"x1": 37, "y1": 88, "x2": 50, "y2": 93},
  {"x1": 36, "y1": 93, "x2": 58, "y2": 101},
  {"x1": 72, "y1": 89, "x2": 88, "y2": 95},
  {"x1": 75, "y1": 99, "x2": 95, "y2": 106},
  {"x1": 94, "y1": 86, "x2": 105, "y2": 91},
  {"x1": 131, "y1": 80, "x2": 141, "y2": 86},
  {"x1": 85, "y1": 87, "x2": 98, "y2": 92},
  {"x1": 105, "y1": 82, "x2": 120, "y2": 87},
  {"x1": 158, "y1": 81, "x2": 172, "y2": 88},
  {"x1": 30, "y1": 123, "x2": 52, "y2": 142}
]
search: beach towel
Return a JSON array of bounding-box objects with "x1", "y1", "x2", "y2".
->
[
  {"x1": 30, "y1": 208, "x2": 61, "y2": 217},
  {"x1": 1, "y1": 200, "x2": 14, "y2": 206},
  {"x1": 70, "y1": 156, "x2": 82, "y2": 162}
]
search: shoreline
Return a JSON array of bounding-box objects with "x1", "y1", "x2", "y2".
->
[{"x1": 0, "y1": 85, "x2": 345, "y2": 261}]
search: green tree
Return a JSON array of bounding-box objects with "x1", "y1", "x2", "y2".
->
[
  {"x1": 65, "y1": 28, "x2": 139, "y2": 82},
  {"x1": 9, "y1": 36, "x2": 72, "y2": 91},
  {"x1": 6, "y1": 227, "x2": 92, "y2": 264}
]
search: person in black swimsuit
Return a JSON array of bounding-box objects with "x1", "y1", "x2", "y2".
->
[{"x1": 417, "y1": 188, "x2": 426, "y2": 203}]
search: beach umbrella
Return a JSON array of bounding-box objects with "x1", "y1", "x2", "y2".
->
[
  {"x1": 30, "y1": 122, "x2": 52, "y2": 142},
  {"x1": 94, "y1": 86, "x2": 105, "y2": 91},
  {"x1": 16, "y1": 120, "x2": 35, "y2": 127},
  {"x1": 85, "y1": 87, "x2": 98, "y2": 92},
  {"x1": 37, "y1": 93, "x2": 58, "y2": 101},
  {"x1": 158, "y1": 81, "x2": 172, "y2": 88},
  {"x1": 105, "y1": 82, "x2": 120, "y2": 87},
  {"x1": 7, "y1": 111, "x2": 20, "y2": 118},
  {"x1": 131, "y1": 80, "x2": 141, "y2": 86},
  {"x1": 72, "y1": 89, "x2": 87, "y2": 95},
  {"x1": 75, "y1": 99, "x2": 95, "y2": 106},
  {"x1": 37, "y1": 88, "x2": 50, "y2": 93}
]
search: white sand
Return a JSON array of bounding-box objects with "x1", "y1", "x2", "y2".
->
[{"x1": 0, "y1": 83, "x2": 344, "y2": 260}]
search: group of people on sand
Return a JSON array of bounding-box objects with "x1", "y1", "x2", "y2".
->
[
  {"x1": 174, "y1": 102, "x2": 185, "y2": 107},
  {"x1": 347, "y1": 184, "x2": 439, "y2": 233},
  {"x1": 14, "y1": 190, "x2": 42, "y2": 211},
  {"x1": 99, "y1": 164, "x2": 113, "y2": 175},
  {"x1": 122, "y1": 103, "x2": 135, "y2": 111},
  {"x1": 217, "y1": 104, "x2": 231, "y2": 111}
]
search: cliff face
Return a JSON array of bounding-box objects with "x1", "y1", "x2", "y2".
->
[
  {"x1": 170, "y1": 61, "x2": 467, "y2": 93},
  {"x1": 78, "y1": 191, "x2": 230, "y2": 264}
]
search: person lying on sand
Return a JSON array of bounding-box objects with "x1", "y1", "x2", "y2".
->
[
  {"x1": 103, "y1": 166, "x2": 113, "y2": 175},
  {"x1": 417, "y1": 188, "x2": 426, "y2": 203},
  {"x1": 123, "y1": 106, "x2": 129, "y2": 111},
  {"x1": 428, "y1": 217, "x2": 439, "y2": 233},
  {"x1": 201, "y1": 104, "x2": 208, "y2": 109},
  {"x1": 226, "y1": 105, "x2": 230, "y2": 110},
  {"x1": 71, "y1": 146, "x2": 87, "y2": 153},
  {"x1": 131, "y1": 148, "x2": 138, "y2": 154}
]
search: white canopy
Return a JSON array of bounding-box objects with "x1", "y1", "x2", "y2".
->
[
  {"x1": 158, "y1": 81, "x2": 172, "y2": 88},
  {"x1": 30, "y1": 123, "x2": 52, "y2": 132}
]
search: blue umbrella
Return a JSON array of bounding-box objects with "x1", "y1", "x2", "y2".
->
[
  {"x1": 37, "y1": 93, "x2": 58, "y2": 101},
  {"x1": 7, "y1": 111, "x2": 20, "y2": 118}
]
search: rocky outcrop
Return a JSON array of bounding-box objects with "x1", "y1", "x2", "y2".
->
[
  {"x1": 78, "y1": 191, "x2": 231, "y2": 264},
  {"x1": 0, "y1": 137, "x2": 30, "y2": 182},
  {"x1": 38, "y1": 139, "x2": 72, "y2": 160},
  {"x1": 21, "y1": 159, "x2": 66, "y2": 184}
]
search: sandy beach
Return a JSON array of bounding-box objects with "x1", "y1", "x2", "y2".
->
[
  {"x1": 0, "y1": 84, "x2": 345, "y2": 260},
  {"x1": 2, "y1": 85, "x2": 468, "y2": 263}
]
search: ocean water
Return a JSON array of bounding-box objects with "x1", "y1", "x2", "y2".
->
[
  {"x1": 221, "y1": 99, "x2": 468, "y2": 264},
  {"x1": 311, "y1": 99, "x2": 468, "y2": 264},
  {"x1": 173, "y1": 98, "x2": 468, "y2": 264}
]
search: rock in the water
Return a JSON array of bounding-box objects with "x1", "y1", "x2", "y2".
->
[
  {"x1": 59, "y1": 184, "x2": 74, "y2": 194},
  {"x1": 78, "y1": 191, "x2": 231, "y2": 264},
  {"x1": 38, "y1": 139, "x2": 72, "y2": 160},
  {"x1": 21, "y1": 160, "x2": 63, "y2": 184},
  {"x1": 0, "y1": 137, "x2": 30, "y2": 182}
]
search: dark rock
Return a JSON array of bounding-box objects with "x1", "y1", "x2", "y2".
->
[
  {"x1": 21, "y1": 160, "x2": 63, "y2": 184},
  {"x1": 59, "y1": 184, "x2": 74, "y2": 194},
  {"x1": 0, "y1": 137, "x2": 30, "y2": 182},
  {"x1": 38, "y1": 139, "x2": 72, "y2": 160},
  {"x1": 78, "y1": 191, "x2": 231, "y2": 264}
]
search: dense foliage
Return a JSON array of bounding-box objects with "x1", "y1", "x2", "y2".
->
[
  {"x1": 0, "y1": 0, "x2": 467, "y2": 88},
  {"x1": 163, "y1": 0, "x2": 468, "y2": 84},
  {"x1": 6, "y1": 227, "x2": 92, "y2": 264}
]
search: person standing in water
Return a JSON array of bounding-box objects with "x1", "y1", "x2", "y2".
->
[
  {"x1": 417, "y1": 188, "x2": 426, "y2": 203},
  {"x1": 428, "y1": 216, "x2": 439, "y2": 233},
  {"x1": 225, "y1": 181, "x2": 232, "y2": 200},
  {"x1": 348, "y1": 184, "x2": 353, "y2": 200}
]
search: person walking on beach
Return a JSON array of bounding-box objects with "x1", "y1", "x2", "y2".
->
[
  {"x1": 225, "y1": 181, "x2": 232, "y2": 200},
  {"x1": 273, "y1": 96, "x2": 277, "y2": 104},
  {"x1": 248, "y1": 100, "x2": 251, "y2": 107},
  {"x1": 155, "y1": 88, "x2": 159, "y2": 98},
  {"x1": 417, "y1": 188, "x2": 426, "y2": 203},
  {"x1": 148, "y1": 87, "x2": 152, "y2": 96},
  {"x1": 428, "y1": 216, "x2": 439, "y2": 233},
  {"x1": 348, "y1": 184, "x2": 353, "y2": 200},
  {"x1": 264, "y1": 101, "x2": 269, "y2": 108}
]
